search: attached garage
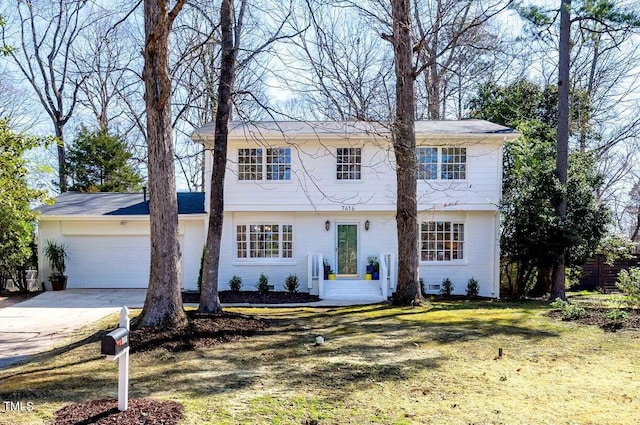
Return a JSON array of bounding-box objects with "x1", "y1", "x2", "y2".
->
[
  {"x1": 37, "y1": 192, "x2": 206, "y2": 291},
  {"x1": 65, "y1": 235, "x2": 151, "y2": 288}
]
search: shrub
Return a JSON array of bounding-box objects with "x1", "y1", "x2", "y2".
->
[
  {"x1": 466, "y1": 277, "x2": 479, "y2": 298},
  {"x1": 257, "y1": 273, "x2": 270, "y2": 294},
  {"x1": 284, "y1": 274, "x2": 299, "y2": 293},
  {"x1": 229, "y1": 275, "x2": 242, "y2": 292},
  {"x1": 616, "y1": 267, "x2": 640, "y2": 307},
  {"x1": 550, "y1": 298, "x2": 568, "y2": 310},
  {"x1": 549, "y1": 298, "x2": 586, "y2": 321},
  {"x1": 561, "y1": 303, "x2": 586, "y2": 321},
  {"x1": 440, "y1": 278, "x2": 454, "y2": 296},
  {"x1": 605, "y1": 308, "x2": 628, "y2": 323}
]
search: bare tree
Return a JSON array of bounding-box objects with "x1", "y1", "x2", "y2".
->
[
  {"x1": 138, "y1": 0, "x2": 188, "y2": 328},
  {"x1": 412, "y1": 0, "x2": 515, "y2": 120},
  {"x1": 198, "y1": 0, "x2": 237, "y2": 314},
  {"x1": 1, "y1": 0, "x2": 95, "y2": 191},
  {"x1": 282, "y1": 2, "x2": 393, "y2": 121},
  {"x1": 198, "y1": 0, "x2": 298, "y2": 313},
  {"x1": 386, "y1": 0, "x2": 422, "y2": 306},
  {"x1": 73, "y1": 18, "x2": 140, "y2": 133}
]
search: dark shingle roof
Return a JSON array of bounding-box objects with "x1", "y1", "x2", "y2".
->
[{"x1": 37, "y1": 192, "x2": 205, "y2": 217}]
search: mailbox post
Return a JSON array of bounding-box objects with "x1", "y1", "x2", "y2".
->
[{"x1": 101, "y1": 307, "x2": 130, "y2": 412}]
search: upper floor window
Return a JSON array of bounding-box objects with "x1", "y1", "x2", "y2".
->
[
  {"x1": 420, "y1": 221, "x2": 464, "y2": 261},
  {"x1": 238, "y1": 148, "x2": 291, "y2": 181},
  {"x1": 236, "y1": 224, "x2": 293, "y2": 259},
  {"x1": 417, "y1": 147, "x2": 438, "y2": 179},
  {"x1": 337, "y1": 148, "x2": 361, "y2": 180},
  {"x1": 416, "y1": 147, "x2": 466, "y2": 180}
]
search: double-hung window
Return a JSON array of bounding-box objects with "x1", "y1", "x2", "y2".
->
[
  {"x1": 336, "y1": 148, "x2": 361, "y2": 180},
  {"x1": 420, "y1": 221, "x2": 464, "y2": 261},
  {"x1": 416, "y1": 147, "x2": 466, "y2": 180},
  {"x1": 236, "y1": 224, "x2": 293, "y2": 259},
  {"x1": 238, "y1": 148, "x2": 291, "y2": 181}
]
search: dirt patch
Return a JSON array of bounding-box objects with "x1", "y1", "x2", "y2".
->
[
  {"x1": 51, "y1": 398, "x2": 183, "y2": 425},
  {"x1": 0, "y1": 291, "x2": 41, "y2": 308},
  {"x1": 182, "y1": 290, "x2": 320, "y2": 304},
  {"x1": 129, "y1": 310, "x2": 270, "y2": 352},
  {"x1": 547, "y1": 308, "x2": 640, "y2": 332}
]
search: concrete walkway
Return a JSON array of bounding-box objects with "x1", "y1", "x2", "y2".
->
[{"x1": 0, "y1": 289, "x2": 381, "y2": 370}]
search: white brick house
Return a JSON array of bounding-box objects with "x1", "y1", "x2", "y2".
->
[{"x1": 38, "y1": 120, "x2": 516, "y2": 301}]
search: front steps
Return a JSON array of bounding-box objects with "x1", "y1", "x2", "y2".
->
[{"x1": 323, "y1": 279, "x2": 386, "y2": 301}]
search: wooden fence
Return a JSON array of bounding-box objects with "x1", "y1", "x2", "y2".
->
[{"x1": 577, "y1": 254, "x2": 640, "y2": 293}]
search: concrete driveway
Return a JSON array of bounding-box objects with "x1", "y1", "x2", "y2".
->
[{"x1": 0, "y1": 289, "x2": 147, "y2": 370}]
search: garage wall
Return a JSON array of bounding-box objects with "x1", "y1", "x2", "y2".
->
[{"x1": 38, "y1": 217, "x2": 205, "y2": 290}]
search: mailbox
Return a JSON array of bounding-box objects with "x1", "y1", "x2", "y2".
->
[{"x1": 101, "y1": 327, "x2": 129, "y2": 359}]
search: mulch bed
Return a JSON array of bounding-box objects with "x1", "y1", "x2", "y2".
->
[
  {"x1": 547, "y1": 308, "x2": 640, "y2": 332},
  {"x1": 182, "y1": 290, "x2": 320, "y2": 304},
  {"x1": 129, "y1": 310, "x2": 270, "y2": 353},
  {"x1": 53, "y1": 311, "x2": 268, "y2": 423},
  {"x1": 51, "y1": 398, "x2": 183, "y2": 425}
]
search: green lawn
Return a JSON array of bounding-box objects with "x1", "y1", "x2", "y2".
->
[{"x1": 1, "y1": 300, "x2": 639, "y2": 424}]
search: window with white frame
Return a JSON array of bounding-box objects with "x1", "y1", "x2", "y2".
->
[
  {"x1": 416, "y1": 147, "x2": 466, "y2": 180},
  {"x1": 238, "y1": 148, "x2": 291, "y2": 181},
  {"x1": 420, "y1": 221, "x2": 464, "y2": 261},
  {"x1": 236, "y1": 224, "x2": 293, "y2": 259},
  {"x1": 266, "y1": 148, "x2": 291, "y2": 180},
  {"x1": 417, "y1": 147, "x2": 438, "y2": 179},
  {"x1": 441, "y1": 148, "x2": 466, "y2": 180},
  {"x1": 336, "y1": 148, "x2": 361, "y2": 180}
]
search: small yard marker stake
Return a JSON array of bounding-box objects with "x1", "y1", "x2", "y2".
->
[
  {"x1": 498, "y1": 348, "x2": 503, "y2": 358},
  {"x1": 118, "y1": 306, "x2": 130, "y2": 412}
]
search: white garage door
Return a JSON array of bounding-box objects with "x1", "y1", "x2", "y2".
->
[{"x1": 65, "y1": 235, "x2": 151, "y2": 288}]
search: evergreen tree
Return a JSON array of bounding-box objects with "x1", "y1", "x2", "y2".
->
[
  {"x1": 470, "y1": 81, "x2": 609, "y2": 297},
  {"x1": 66, "y1": 128, "x2": 143, "y2": 192},
  {"x1": 0, "y1": 120, "x2": 47, "y2": 291}
]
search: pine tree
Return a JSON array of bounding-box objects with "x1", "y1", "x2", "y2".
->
[{"x1": 66, "y1": 128, "x2": 143, "y2": 192}]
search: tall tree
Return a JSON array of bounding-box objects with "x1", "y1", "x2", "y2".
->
[
  {"x1": 198, "y1": 0, "x2": 238, "y2": 314},
  {"x1": 198, "y1": 0, "x2": 295, "y2": 312},
  {"x1": 138, "y1": 0, "x2": 188, "y2": 328},
  {"x1": 1, "y1": 1, "x2": 94, "y2": 192},
  {"x1": 387, "y1": 0, "x2": 422, "y2": 306},
  {"x1": 554, "y1": 0, "x2": 571, "y2": 300},
  {"x1": 66, "y1": 128, "x2": 143, "y2": 192},
  {"x1": 519, "y1": 0, "x2": 640, "y2": 255}
]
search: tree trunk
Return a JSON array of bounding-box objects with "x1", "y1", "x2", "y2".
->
[
  {"x1": 199, "y1": 0, "x2": 238, "y2": 313},
  {"x1": 552, "y1": 0, "x2": 571, "y2": 301},
  {"x1": 55, "y1": 125, "x2": 67, "y2": 192},
  {"x1": 390, "y1": 0, "x2": 422, "y2": 306},
  {"x1": 139, "y1": 0, "x2": 188, "y2": 328},
  {"x1": 529, "y1": 265, "x2": 553, "y2": 297}
]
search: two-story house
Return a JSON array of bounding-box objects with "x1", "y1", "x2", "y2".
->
[{"x1": 37, "y1": 120, "x2": 516, "y2": 301}]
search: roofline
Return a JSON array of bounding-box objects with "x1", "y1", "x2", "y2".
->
[
  {"x1": 37, "y1": 214, "x2": 208, "y2": 221},
  {"x1": 191, "y1": 120, "x2": 518, "y2": 144},
  {"x1": 193, "y1": 132, "x2": 518, "y2": 145}
]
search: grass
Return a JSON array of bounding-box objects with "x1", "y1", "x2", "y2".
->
[{"x1": 1, "y1": 300, "x2": 639, "y2": 424}]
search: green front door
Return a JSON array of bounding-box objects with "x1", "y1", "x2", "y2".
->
[{"x1": 337, "y1": 224, "x2": 358, "y2": 275}]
